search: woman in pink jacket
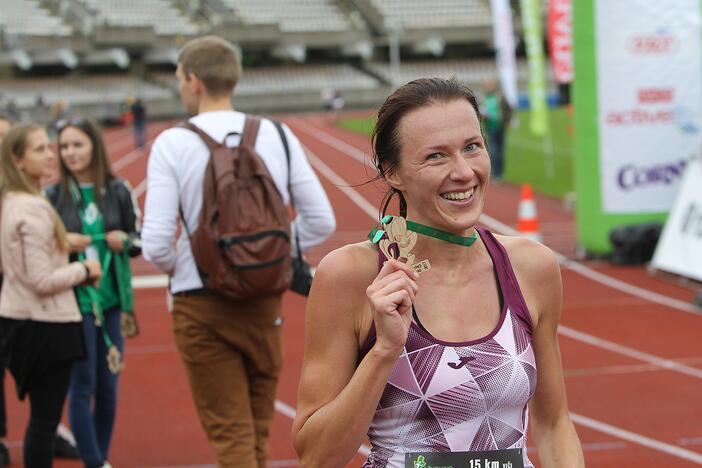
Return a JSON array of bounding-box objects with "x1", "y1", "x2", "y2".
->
[{"x1": 0, "y1": 124, "x2": 101, "y2": 468}]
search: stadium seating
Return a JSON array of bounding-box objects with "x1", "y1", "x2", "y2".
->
[
  {"x1": 77, "y1": 0, "x2": 200, "y2": 36},
  {"x1": 366, "y1": 59, "x2": 532, "y2": 88},
  {"x1": 0, "y1": 0, "x2": 72, "y2": 37},
  {"x1": 371, "y1": 0, "x2": 491, "y2": 29},
  {"x1": 0, "y1": 76, "x2": 172, "y2": 109},
  {"x1": 154, "y1": 64, "x2": 380, "y2": 97},
  {"x1": 218, "y1": 0, "x2": 354, "y2": 32}
]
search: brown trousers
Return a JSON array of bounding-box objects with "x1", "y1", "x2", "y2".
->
[{"x1": 172, "y1": 292, "x2": 283, "y2": 468}]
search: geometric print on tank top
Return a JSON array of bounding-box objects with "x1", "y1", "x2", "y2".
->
[{"x1": 361, "y1": 228, "x2": 536, "y2": 468}]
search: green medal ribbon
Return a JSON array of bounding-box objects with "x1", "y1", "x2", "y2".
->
[{"x1": 368, "y1": 215, "x2": 478, "y2": 247}]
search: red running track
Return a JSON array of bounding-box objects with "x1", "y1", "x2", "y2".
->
[{"x1": 4, "y1": 115, "x2": 700, "y2": 467}]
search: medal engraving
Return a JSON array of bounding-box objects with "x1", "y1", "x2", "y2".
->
[{"x1": 380, "y1": 217, "x2": 432, "y2": 274}]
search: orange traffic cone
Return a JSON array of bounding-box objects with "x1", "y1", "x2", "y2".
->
[{"x1": 517, "y1": 184, "x2": 542, "y2": 242}]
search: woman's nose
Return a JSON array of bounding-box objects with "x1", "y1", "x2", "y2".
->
[{"x1": 449, "y1": 155, "x2": 475, "y2": 181}]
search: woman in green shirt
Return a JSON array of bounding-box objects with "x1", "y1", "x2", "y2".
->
[{"x1": 46, "y1": 118, "x2": 141, "y2": 468}]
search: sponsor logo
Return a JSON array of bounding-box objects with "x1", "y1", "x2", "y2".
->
[
  {"x1": 606, "y1": 105, "x2": 699, "y2": 134},
  {"x1": 617, "y1": 160, "x2": 688, "y2": 191},
  {"x1": 628, "y1": 28, "x2": 678, "y2": 55},
  {"x1": 638, "y1": 88, "x2": 673, "y2": 104},
  {"x1": 448, "y1": 356, "x2": 476, "y2": 369}
]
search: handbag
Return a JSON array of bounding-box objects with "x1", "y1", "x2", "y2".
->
[{"x1": 273, "y1": 120, "x2": 314, "y2": 296}]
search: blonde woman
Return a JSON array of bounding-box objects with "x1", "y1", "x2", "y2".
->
[{"x1": 0, "y1": 124, "x2": 101, "y2": 467}]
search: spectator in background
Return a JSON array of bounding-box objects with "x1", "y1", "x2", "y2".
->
[
  {"x1": 0, "y1": 123, "x2": 102, "y2": 468},
  {"x1": 481, "y1": 80, "x2": 512, "y2": 180},
  {"x1": 46, "y1": 118, "x2": 141, "y2": 468},
  {"x1": 130, "y1": 98, "x2": 147, "y2": 150},
  {"x1": 142, "y1": 35, "x2": 335, "y2": 467},
  {"x1": 0, "y1": 113, "x2": 13, "y2": 467}
]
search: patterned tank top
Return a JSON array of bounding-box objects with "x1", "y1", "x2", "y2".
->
[{"x1": 360, "y1": 228, "x2": 536, "y2": 468}]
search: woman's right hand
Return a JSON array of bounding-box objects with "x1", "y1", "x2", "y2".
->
[
  {"x1": 366, "y1": 259, "x2": 419, "y2": 358},
  {"x1": 67, "y1": 233, "x2": 92, "y2": 253},
  {"x1": 82, "y1": 259, "x2": 102, "y2": 287}
]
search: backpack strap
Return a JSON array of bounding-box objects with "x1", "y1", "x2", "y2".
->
[
  {"x1": 176, "y1": 121, "x2": 222, "y2": 150},
  {"x1": 241, "y1": 116, "x2": 261, "y2": 147},
  {"x1": 271, "y1": 120, "x2": 303, "y2": 260}
]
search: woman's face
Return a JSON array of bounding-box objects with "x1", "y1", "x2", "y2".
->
[
  {"x1": 58, "y1": 126, "x2": 93, "y2": 178},
  {"x1": 386, "y1": 98, "x2": 490, "y2": 235},
  {"x1": 16, "y1": 128, "x2": 55, "y2": 183}
]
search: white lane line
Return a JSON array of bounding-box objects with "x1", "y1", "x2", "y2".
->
[
  {"x1": 477, "y1": 214, "x2": 702, "y2": 316},
  {"x1": 305, "y1": 149, "x2": 378, "y2": 220},
  {"x1": 112, "y1": 146, "x2": 145, "y2": 172},
  {"x1": 132, "y1": 274, "x2": 168, "y2": 289},
  {"x1": 133, "y1": 177, "x2": 147, "y2": 198},
  {"x1": 298, "y1": 119, "x2": 702, "y2": 316},
  {"x1": 559, "y1": 326, "x2": 702, "y2": 379},
  {"x1": 570, "y1": 413, "x2": 702, "y2": 464},
  {"x1": 304, "y1": 146, "x2": 702, "y2": 463},
  {"x1": 288, "y1": 117, "x2": 371, "y2": 166},
  {"x1": 275, "y1": 399, "x2": 372, "y2": 457}
]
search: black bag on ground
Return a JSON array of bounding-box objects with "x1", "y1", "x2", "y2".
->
[{"x1": 609, "y1": 222, "x2": 663, "y2": 265}]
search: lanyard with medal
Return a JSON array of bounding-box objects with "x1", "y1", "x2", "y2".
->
[
  {"x1": 368, "y1": 214, "x2": 478, "y2": 272},
  {"x1": 70, "y1": 182, "x2": 124, "y2": 374}
]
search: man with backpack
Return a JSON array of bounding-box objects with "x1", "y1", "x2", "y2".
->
[{"x1": 141, "y1": 36, "x2": 335, "y2": 467}]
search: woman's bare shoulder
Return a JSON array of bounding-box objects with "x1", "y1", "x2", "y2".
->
[{"x1": 314, "y1": 240, "x2": 380, "y2": 288}]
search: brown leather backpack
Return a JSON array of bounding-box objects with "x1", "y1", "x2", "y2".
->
[{"x1": 178, "y1": 116, "x2": 292, "y2": 300}]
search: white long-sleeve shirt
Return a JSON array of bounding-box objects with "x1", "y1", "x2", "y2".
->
[{"x1": 142, "y1": 110, "x2": 336, "y2": 294}]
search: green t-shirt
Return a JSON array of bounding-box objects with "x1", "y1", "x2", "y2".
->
[
  {"x1": 75, "y1": 185, "x2": 120, "y2": 314},
  {"x1": 484, "y1": 93, "x2": 501, "y2": 132}
]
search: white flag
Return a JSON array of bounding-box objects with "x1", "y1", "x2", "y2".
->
[{"x1": 490, "y1": 0, "x2": 518, "y2": 108}]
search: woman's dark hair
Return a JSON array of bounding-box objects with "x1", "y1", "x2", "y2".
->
[
  {"x1": 372, "y1": 77, "x2": 482, "y2": 218},
  {"x1": 57, "y1": 117, "x2": 114, "y2": 205}
]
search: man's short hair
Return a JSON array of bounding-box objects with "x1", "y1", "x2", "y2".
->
[{"x1": 178, "y1": 36, "x2": 242, "y2": 98}]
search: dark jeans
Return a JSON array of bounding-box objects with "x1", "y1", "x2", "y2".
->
[
  {"x1": 487, "y1": 127, "x2": 506, "y2": 179},
  {"x1": 133, "y1": 122, "x2": 146, "y2": 150},
  {"x1": 68, "y1": 308, "x2": 123, "y2": 468},
  {"x1": 25, "y1": 359, "x2": 73, "y2": 468}
]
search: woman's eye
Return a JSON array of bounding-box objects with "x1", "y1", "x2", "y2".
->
[
  {"x1": 427, "y1": 152, "x2": 443, "y2": 160},
  {"x1": 465, "y1": 143, "x2": 478, "y2": 152}
]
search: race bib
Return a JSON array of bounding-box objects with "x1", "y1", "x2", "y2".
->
[{"x1": 405, "y1": 449, "x2": 524, "y2": 468}]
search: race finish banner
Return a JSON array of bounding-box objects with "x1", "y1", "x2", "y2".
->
[
  {"x1": 651, "y1": 159, "x2": 702, "y2": 282},
  {"x1": 573, "y1": 0, "x2": 702, "y2": 253}
]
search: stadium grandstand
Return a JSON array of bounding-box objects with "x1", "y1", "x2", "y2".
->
[{"x1": 0, "y1": 0, "x2": 548, "y2": 123}]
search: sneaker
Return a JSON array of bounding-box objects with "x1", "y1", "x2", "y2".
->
[
  {"x1": 101, "y1": 462, "x2": 113, "y2": 468},
  {"x1": 54, "y1": 433, "x2": 80, "y2": 459},
  {"x1": 0, "y1": 441, "x2": 9, "y2": 467}
]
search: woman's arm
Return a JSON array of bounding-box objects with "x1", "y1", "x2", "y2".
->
[
  {"x1": 12, "y1": 200, "x2": 87, "y2": 295},
  {"x1": 509, "y1": 239, "x2": 585, "y2": 467},
  {"x1": 292, "y1": 244, "x2": 417, "y2": 467}
]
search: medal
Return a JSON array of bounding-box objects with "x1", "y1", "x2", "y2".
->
[
  {"x1": 375, "y1": 216, "x2": 432, "y2": 275},
  {"x1": 369, "y1": 215, "x2": 480, "y2": 275}
]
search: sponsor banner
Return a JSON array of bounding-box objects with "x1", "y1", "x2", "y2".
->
[
  {"x1": 490, "y1": 0, "x2": 519, "y2": 108},
  {"x1": 520, "y1": 0, "x2": 549, "y2": 136},
  {"x1": 547, "y1": 0, "x2": 573, "y2": 84},
  {"x1": 652, "y1": 159, "x2": 702, "y2": 281},
  {"x1": 596, "y1": 0, "x2": 702, "y2": 213}
]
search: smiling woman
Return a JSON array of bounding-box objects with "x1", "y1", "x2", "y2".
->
[{"x1": 292, "y1": 78, "x2": 586, "y2": 468}]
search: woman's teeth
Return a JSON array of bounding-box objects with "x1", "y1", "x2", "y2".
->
[{"x1": 441, "y1": 188, "x2": 474, "y2": 200}]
